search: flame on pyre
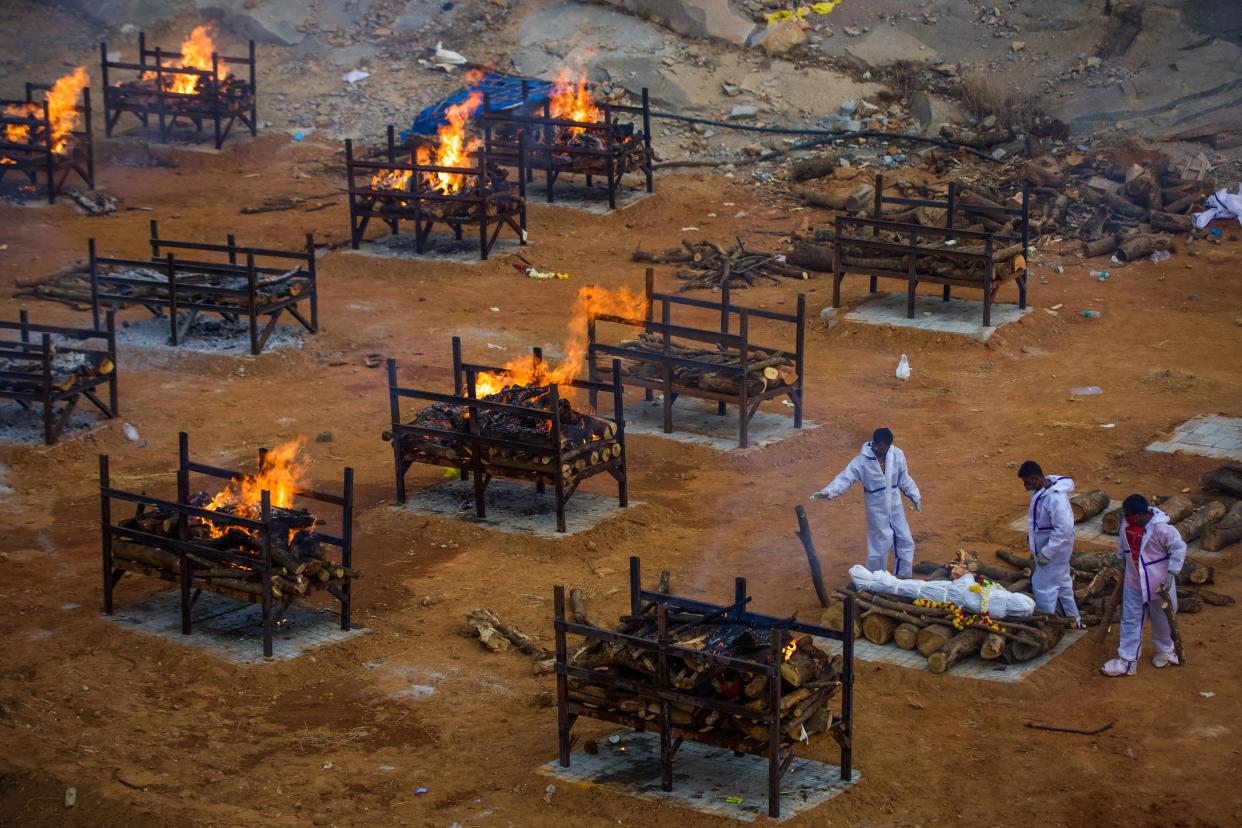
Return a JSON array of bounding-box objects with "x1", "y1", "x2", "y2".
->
[
  {"x1": 2, "y1": 66, "x2": 90, "y2": 158},
  {"x1": 474, "y1": 285, "x2": 648, "y2": 397},
  {"x1": 372, "y1": 91, "x2": 484, "y2": 196},
  {"x1": 782, "y1": 638, "x2": 798, "y2": 662},
  {"x1": 203, "y1": 438, "x2": 310, "y2": 535},
  {"x1": 548, "y1": 69, "x2": 602, "y2": 138},
  {"x1": 144, "y1": 24, "x2": 231, "y2": 96}
]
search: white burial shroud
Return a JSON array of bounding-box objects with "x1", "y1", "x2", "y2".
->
[{"x1": 848, "y1": 565, "x2": 1036, "y2": 619}]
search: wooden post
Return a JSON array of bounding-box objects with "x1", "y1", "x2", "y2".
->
[{"x1": 793, "y1": 505, "x2": 829, "y2": 607}]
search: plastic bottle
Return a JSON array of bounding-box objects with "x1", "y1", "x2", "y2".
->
[
  {"x1": 1082, "y1": 310, "x2": 1102, "y2": 319},
  {"x1": 1089, "y1": 270, "x2": 1110, "y2": 281}
]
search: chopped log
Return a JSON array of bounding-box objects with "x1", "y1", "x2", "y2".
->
[
  {"x1": 1177, "y1": 558, "x2": 1213, "y2": 586},
  {"x1": 1102, "y1": 190, "x2": 1147, "y2": 218},
  {"x1": 1101, "y1": 507, "x2": 1123, "y2": 535},
  {"x1": 1155, "y1": 494, "x2": 1197, "y2": 525},
  {"x1": 790, "y1": 156, "x2": 837, "y2": 181},
  {"x1": 1115, "y1": 233, "x2": 1174, "y2": 262},
  {"x1": 569, "y1": 588, "x2": 601, "y2": 628},
  {"x1": 1070, "y1": 491, "x2": 1110, "y2": 523},
  {"x1": 996, "y1": 550, "x2": 1035, "y2": 570},
  {"x1": 1196, "y1": 588, "x2": 1235, "y2": 607},
  {"x1": 466, "y1": 608, "x2": 549, "y2": 658},
  {"x1": 893, "y1": 622, "x2": 921, "y2": 650},
  {"x1": 822, "y1": 602, "x2": 861, "y2": 638},
  {"x1": 916, "y1": 624, "x2": 954, "y2": 657},
  {"x1": 967, "y1": 560, "x2": 1026, "y2": 583},
  {"x1": 980, "y1": 633, "x2": 1007, "y2": 660},
  {"x1": 797, "y1": 189, "x2": 848, "y2": 210},
  {"x1": 927, "y1": 629, "x2": 987, "y2": 674},
  {"x1": 1200, "y1": 463, "x2": 1242, "y2": 498},
  {"x1": 1175, "y1": 501, "x2": 1227, "y2": 542},
  {"x1": 1149, "y1": 211, "x2": 1193, "y2": 233},
  {"x1": 786, "y1": 240, "x2": 836, "y2": 273},
  {"x1": 1082, "y1": 236, "x2": 1119, "y2": 257},
  {"x1": 863, "y1": 613, "x2": 899, "y2": 646},
  {"x1": 1201, "y1": 501, "x2": 1242, "y2": 552},
  {"x1": 1174, "y1": 587, "x2": 1204, "y2": 614},
  {"x1": 779, "y1": 646, "x2": 823, "y2": 688},
  {"x1": 1095, "y1": 576, "x2": 1125, "y2": 644},
  {"x1": 1004, "y1": 622, "x2": 1064, "y2": 662}
]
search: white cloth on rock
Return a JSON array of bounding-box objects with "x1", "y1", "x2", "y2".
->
[
  {"x1": 1193, "y1": 185, "x2": 1242, "y2": 229},
  {"x1": 848, "y1": 566, "x2": 1036, "y2": 619}
]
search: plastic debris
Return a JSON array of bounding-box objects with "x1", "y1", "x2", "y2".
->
[
  {"x1": 1200, "y1": 691, "x2": 1215, "y2": 698},
  {"x1": 1210, "y1": 227, "x2": 1223, "y2": 237},
  {"x1": 64, "y1": 787, "x2": 77, "y2": 808},
  {"x1": 123, "y1": 422, "x2": 140, "y2": 442},
  {"x1": 544, "y1": 784, "x2": 556, "y2": 803},
  {"x1": 1100, "y1": 423, "x2": 1116, "y2": 428},
  {"x1": 1150, "y1": 250, "x2": 1172, "y2": 263},
  {"x1": 342, "y1": 69, "x2": 370, "y2": 84},
  {"x1": 1090, "y1": 270, "x2": 1110, "y2": 280},
  {"x1": 725, "y1": 795, "x2": 745, "y2": 804},
  {"x1": 1082, "y1": 310, "x2": 1102, "y2": 319},
  {"x1": 415, "y1": 787, "x2": 430, "y2": 795},
  {"x1": 896, "y1": 354, "x2": 911, "y2": 381},
  {"x1": 1070, "y1": 386, "x2": 1103, "y2": 396},
  {"x1": 292, "y1": 130, "x2": 305, "y2": 141},
  {"x1": 433, "y1": 42, "x2": 468, "y2": 70}
]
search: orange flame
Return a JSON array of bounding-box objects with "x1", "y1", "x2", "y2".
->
[
  {"x1": 370, "y1": 92, "x2": 483, "y2": 195},
  {"x1": 143, "y1": 24, "x2": 230, "y2": 95},
  {"x1": 204, "y1": 438, "x2": 309, "y2": 534},
  {"x1": 549, "y1": 69, "x2": 601, "y2": 137},
  {"x1": 474, "y1": 285, "x2": 648, "y2": 396},
  {"x1": 782, "y1": 638, "x2": 798, "y2": 662},
  {"x1": 3, "y1": 67, "x2": 89, "y2": 156}
]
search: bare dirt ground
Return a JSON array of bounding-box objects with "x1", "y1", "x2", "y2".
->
[{"x1": 0, "y1": 126, "x2": 1240, "y2": 827}]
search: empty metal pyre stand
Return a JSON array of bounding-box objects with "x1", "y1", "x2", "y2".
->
[
  {"x1": 0, "y1": 81, "x2": 94, "y2": 203},
  {"x1": 554, "y1": 556, "x2": 855, "y2": 818},
  {"x1": 100, "y1": 432, "x2": 355, "y2": 658}
]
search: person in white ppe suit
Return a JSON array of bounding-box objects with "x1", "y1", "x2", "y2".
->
[
  {"x1": 1017, "y1": 460, "x2": 1082, "y2": 625},
  {"x1": 811, "y1": 428, "x2": 921, "y2": 577},
  {"x1": 1102, "y1": 494, "x2": 1187, "y2": 676}
]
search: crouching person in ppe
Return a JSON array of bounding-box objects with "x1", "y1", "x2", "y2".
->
[{"x1": 1102, "y1": 494, "x2": 1187, "y2": 677}]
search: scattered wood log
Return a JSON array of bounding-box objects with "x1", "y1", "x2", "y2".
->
[
  {"x1": 1175, "y1": 501, "x2": 1227, "y2": 542},
  {"x1": 785, "y1": 240, "x2": 836, "y2": 273},
  {"x1": 1201, "y1": 501, "x2": 1242, "y2": 552},
  {"x1": 632, "y1": 238, "x2": 809, "y2": 291},
  {"x1": 790, "y1": 156, "x2": 837, "y2": 181},
  {"x1": 1115, "y1": 233, "x2": 1175, "y2": 262},
  {"x1": 466, "y1": 608, "x2": 550, "y2": 658},
  {"x1": 1200, "y1": 463, "x2": 1242, "y2": 498},
  {"x1": 1070, "y1": 490, "x2": 1110, "y2": 523}
]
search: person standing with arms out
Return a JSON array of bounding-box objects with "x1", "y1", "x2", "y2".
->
[
  {"x1": 1017, "y1": 460, "x2": 1083, "y2": 626},
  {"x1": 1102, "y1": 494, "x2": 1187, "y2": 676},
  {"x1": 811, "y1": 427, "x2": 922, "y2": 577}
]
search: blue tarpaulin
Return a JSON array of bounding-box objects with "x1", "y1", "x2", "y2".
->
[{"x1": 402, "y1": 72, "x2": 553, "y2": 141}]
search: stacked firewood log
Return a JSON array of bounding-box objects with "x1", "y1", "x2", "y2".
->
[
  {"x1": 633, "y1": 239, "x2": 810, "y2": 291},
  {"x1": 375, "y1": 164, "x2": 522, "y2": 220},
  {"x1": 566, "y1": 586, "x2": 841, "y2": 747},
  {"x1": 385, "y1": 383, "x2": 621, "y2": 479},
  {"x1": 114, "y1": 75, "x2": 253, "y2": 113},
  {"x1": 110, "y1": 500, "x2": 359, "y2": 605},
  {"x1": 608, "y1": 332, "x2": 796, "y2": 396},
  {"x1": 13, "y1": 264, "x2": 307, "y2": 311},
  {"x1": 0, "y1": 346, "x2": 113, "y2": 392}
]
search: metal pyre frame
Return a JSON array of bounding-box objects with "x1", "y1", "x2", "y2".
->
[
  {"x1": 100, "y1": 432, "x2": 355, "y2": 658},
  {"x1": 345, "y1": 127, "x2": 528, "y2": 260},
  {"x1": 832, "y1": 174, "x2": 1032, "y2": 326},
  {"x1": 0, "y1": 82, "x2": 94, "y2": 203},
  {"x1": 100, "y1": 32, "x2": 257, "y2": 149},
  {"x1": 0, "y1": 310, "x2": 118, "y2": 445},
  {"x1": 89, "y1": 219, "x2": 318, "y2": 355},
  {"x1": 554, "y1": 556, "x2": 856, "y2": 819},
  {"x1": 478, "y1": 86, "x2": 654, "y2": 209},
  {"x1": 588, "y1": 268, "x2": 807, "y2": 449},
  {"x1": 385, "y1": 339, "x2": 628, "y2": 533}
]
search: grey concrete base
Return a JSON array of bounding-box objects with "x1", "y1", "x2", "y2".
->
[
  {"x1": 101, "y1": 128, "x2": 258, "y2": 153},
  {"x1": 102, "y1": 589, "x2": 368, "y2": 664},
  {"x1": 115, "y1": 316, "x2": 306, "y2": 355},
  {"x1": 346, "y1": 232, "x2": 527, "y2": 264},
  {"x1": 1008, "y1": 501, "x2": 1209, "y2": 556},
  {"x1": 398, "y1": 478, "x2": 633, "y2": 537},
  {"x1": 0, "y1": 406, "x2": 104, "y2": 445},
  {"x1": 816, "y1": 630, "x2": 1085, "y2": 683},
  {"x1": 539, "y1": 731, "x2": 860, "y2": 822},
  {"x1": 843, "y1": 293, "x2": 1032, "y2": 341},
  {"x1": 1147, "y1": 415, "x2": 1242, "y2": 461},
  {"x1": 531, "y1": 183, "x2": 653, "y2": 214},
  {"x1": 623, "y1": 397, "x2": 816, "y2": 452}
]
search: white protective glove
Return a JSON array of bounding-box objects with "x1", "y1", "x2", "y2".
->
[
  {"x1": 810, "y1": 491, "x2": 832, "y2": 501},
  {"x1": 914, "y1": 500, "x2": 923, "y2": 513},
  {"x1": 1163, "y1": 572, "x2": 1178, "y2": 594},
  {"x1": 1036, "y1": 554, "x2": 1050, "y2": 567}
]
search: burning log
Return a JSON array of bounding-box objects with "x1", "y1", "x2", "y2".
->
[{"x1": 1071, "y1": 491, "x2": 1110, "y2": 523}]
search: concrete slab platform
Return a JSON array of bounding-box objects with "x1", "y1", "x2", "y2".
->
[
  {"x1": 538, "y1": 730, "x2": 860, "y2": 822},
  {"x1": 530, "y1": 183, "x2": 653, "y2": 215},
  {"x1": 843, "y1": 293, "x2": 1031, "y2": 342},
  {"x1": 102, "y1": 590, "x2": 369, "y2": 664},
  {"x1": 815, "y1": 629, "x2": 1085, "y2": 683},
  {"x1": 1147, "y1": 414, "x2": 1242, "y2": 461},
  {"x1": 115, "y1": 316, "x2": 306, "y2": 355},
  {"x1": 0, "y1": 406, "x2": 105, "y2": 445},
  {"x1": 1007, "y1": 500, "x2": 1210, "y2": 556},
  {"x1": 346, "y1": 233, "x2": 527, "y2": 265},
  {"x1": 398, "y1": 477, "x2": 635, "y2": 537},
  {"x1": 623, "y1": 397, "x2": 816, "y2": 452}
]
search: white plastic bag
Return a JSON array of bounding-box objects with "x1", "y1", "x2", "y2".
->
[{"x1": 895, "y1": 354, "x2": 911, "y2": 381}]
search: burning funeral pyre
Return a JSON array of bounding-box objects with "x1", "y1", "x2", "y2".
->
[
  {"x1": 0, "y1": 67, "x2": 94, "y2": 202},
  {"x1": 107, "y1": 438, "x2": 358, "y2": 605}
]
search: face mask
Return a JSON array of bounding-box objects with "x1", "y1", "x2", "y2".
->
[{"x1": 1125, "y1": 514, "x2": 1143, "y2": 526}]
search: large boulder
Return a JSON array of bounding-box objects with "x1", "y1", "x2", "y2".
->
[
  {"x1": 747, "y1": 18, "x2": 806, "y2": 55},
  {"x1": 909, "y1": 91, "x2": 963, "y2": 136},
  {"x1": 588, "y1": 0, "x2": 755, "y2": 45},
  {"x1": 196, "y1": 0, "x2": 313, "y2": 46}
]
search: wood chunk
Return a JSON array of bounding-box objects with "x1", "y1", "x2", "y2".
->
[
  {"x1": 916, "y1": 624, "x2": 954, "y2": 657},
  {"x1": 927, "y1": 629, "x2": 987, "y2": 674},
  {"x1": 1070, "y1": 491, "x2": 1110, "y2": 523},
  {"x1": 1201, "y1": 501, "x2": 1242, "y2": 552},
  {"x1": 1175, "y1": 501, "x2": 1227, "y2": 542}
]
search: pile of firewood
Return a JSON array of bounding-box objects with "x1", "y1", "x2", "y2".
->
[
  {"x1": 824, "y1": 579, "x2": 1067, "y2": 673},
  {"x1": 109, "y1": 500, "x2": 359, "y2": 605},
  {"x1": 385, "y1": 383, "x2": 621, "y2": 478},
  {"x1": 0, "y1": 346, "x2": 113, "y2": 392},
  {"x1": 565, "y1": 584, "x2": 841, "y2": 747},
  {"x1": 633, "y1": 239, "x2": 810, "y2": 291},
  {"x1": 115, "y1": 75, "x2": 252, "y2": 112},
  {"x1": 375, "y1": 164, "x2": 522, "y2": 220},
  {"x1": 1095, "y1": 487, "x2": 1242, "y2": 553},
  {"x1": 609, "y1": 332, "x2": 796, "y2": 395},
  {"x1": 13, "y1": 263, "x2": 306, "y2": 311}
]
